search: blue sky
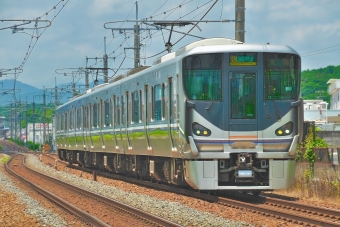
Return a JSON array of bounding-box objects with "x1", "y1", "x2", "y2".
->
[{"x1": 1, "y1": 0, "x2": 339, "y2": 89}]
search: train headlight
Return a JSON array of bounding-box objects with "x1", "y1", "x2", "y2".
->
[
  {"x1": 275, "y1": 122, "x2": 293, "y2": 136},
  {"x1": 192, "y1": 122, "x2": 211, "y2": 136}
]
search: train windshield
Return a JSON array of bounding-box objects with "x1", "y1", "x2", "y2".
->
[
  {"x1": 183, "y1": 53, "x2": 222, "y2": 100},
  {"x1": 264, "y1": 53, "x2": 300, "y2": 100}
]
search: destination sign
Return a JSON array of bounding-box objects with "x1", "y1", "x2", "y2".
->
[{"x1": 230, "y1": 53, "x2": 257, "y2": 66}]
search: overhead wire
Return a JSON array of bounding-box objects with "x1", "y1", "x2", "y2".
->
[
  {"x1": 86, "y1": 0, "x2": 220, "y2": 80},
  {"x1": 300, "y1": 44, "x2": 340, "y2": 57},
  {"x1": 7, "y1": 0, "x2": 70, "y2": 102}
]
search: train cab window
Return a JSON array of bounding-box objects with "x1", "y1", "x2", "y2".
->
[
  {"x1": 153, "y1": 84, "x2": 164, "y2": 121},
  {"x1": 183, "y1": 53, "x2": 222, "y2": 100},
  {"x1": 264, "y1": 53, "x2": 301, "y2": 100},
  {"x1": 104, "y1": 99, "x2": 110, "y2": 127},
  {"x1": 231, "y1": 72, "x2": 256, "y2": 119},
  {"x1": 132, "y1": 91, "x2": 140, "y2": 123}
]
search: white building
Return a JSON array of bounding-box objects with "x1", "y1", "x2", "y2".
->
[
  {"x1": 303, "y1": 99, "x2": 328, "y2": 110},
  {"x1": 26, "y1": 123, "x2": 53, "y2": 144},
  {"x1": 327, "y1": 79, "x2": 340, "y2": 110}
]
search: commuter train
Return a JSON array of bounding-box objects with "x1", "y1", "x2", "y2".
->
[{"x1": 54, "y1": 38, "x2": 303, "y2": 194}]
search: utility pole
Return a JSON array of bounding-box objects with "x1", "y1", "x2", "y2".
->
[
  {"x1": 85, "y1": 58, "x2": 89, "y2": 90},
  {"x1": 43, "y1": 87, "x2": 46, "y2": 145},
  {"x1": 25, "y1": 97, "x2": 28, "y2": 147},
  {"x1": 33, "y1": 98, "x2": 35, "y2": 146},
  {"x1": 134, "y1": 1, "x2": 140, "y2": 68},
  {"x1": 104, "y1": 1, "x2": 149, "y2": 69},
  {"x1": 103, "y1": 37, "x2": 108, "y2": 83},
  {"x1": 10, "y1": 103, "x2": 13, "y2": 139},
  {"x1": 14, "y1": 101, "x2": 17, "y2": 140},
  {"x1": 54, "y1": 77, "x2": 58, "y2": 107},
  {"x1": 18, "y1": 100, "x2": 22, "y2": 141},
  {"x1": 235, "y1": 0, "x2": 245, "y2": 42}
]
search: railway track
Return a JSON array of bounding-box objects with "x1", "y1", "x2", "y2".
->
[
  {"x1": 217, "y1": 195, "x2": 340, "y2": 227},
  {"x1": 6, "y1": 154, "x2": 182, "y2": 227},
  {"x1": 55, "y1": 156, "x2": 340, "y2": 227}
]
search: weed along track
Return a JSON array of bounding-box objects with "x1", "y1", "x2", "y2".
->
[{"x1": 6, "y1": 154, "x2": 182, "y2": 227}]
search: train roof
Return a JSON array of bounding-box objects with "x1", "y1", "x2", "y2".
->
[{"x1": 56, "y1": 38, "x2": 299, "y2": 112}]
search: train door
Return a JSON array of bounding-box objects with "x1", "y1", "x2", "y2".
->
[
  {"x1": 64, "y1": 111, "x2": 70, "y2": 148},
  {"x1": 83, "y1": 105, "x2": 91, "y2": 151},
  {"x1": 90, "y1": 102, "x2": 101, "y2": 151},
  {"x1": 116, "y1": 96, "x2": 125, "y2": 153},
  {"x1": 112, "y1": 96, "x2": 119, "y2": 151},
  {"x1": 121, "y1": 92, "x2": 131, "y2": 152},
  {"x1": 228, "y1": 71, "x2": 258, "y2": 147}
]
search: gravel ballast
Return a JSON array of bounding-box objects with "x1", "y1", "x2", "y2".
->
[{"x1": 25, "y1": 154, "x2": 254, "y2": 227}]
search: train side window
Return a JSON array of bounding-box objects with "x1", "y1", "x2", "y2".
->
[
  {"x1": 113, "y1": 95, "x2": 116, "y2": 127},
  {"x1": 82, "y1": 106, "x2": 87, "y2": 129},
  {"x1": 153, "y1": 84, "x2": 164, "y2": 121},
  {"x1": 126, "y1": 92, "x2": 129, "y2": 126},
  {"x1": 121, "y1": 95, "x2": 125, "y2": 126},
  {"x1": 64, "y1": 112, "x2": 68, "y2": 131},
  {"x1": 93, "y1": 103, "x2": 98, "y2": 127},
  {"x1": 76, "y1": 108, "x2": 81, "y2": 129},
  {"x1": 69, "y1": 110, "x2": 73, "y2": 130},
  {"x1": 104, "y1": 99, "x2": 110, "y2": 126},
  {"x1": 132, "y1": 91, "x2": 140, "y2": 123},
  {"x1": 145, "y1": 85, "x2": 148, "y2": 123},
  {"x1": 117, "y1": 96, "x2": 121, "y2": 126},
  {"x1": 89, "y1": 104, "x2": 92, "y2": 128}
]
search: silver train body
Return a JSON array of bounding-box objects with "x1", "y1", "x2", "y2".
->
[{"x1": 54, "y1": 38, "x2": 303, "y2": 192}]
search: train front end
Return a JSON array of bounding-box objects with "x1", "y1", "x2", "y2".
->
[{"x1": 178, "y1": 40, "x2": 303, "y2": 192}]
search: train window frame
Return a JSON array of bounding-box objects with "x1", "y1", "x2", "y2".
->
[
  {"x1": 113, "y1": 95, "x2": 116, "y2": 127},
  {"x1": 104, "y1": 99, "x2": 110, "y2": 127},
  {"x1": 132, "y1": 90, "x2": 140, "y2": 124},
  {"x1": 64, "y1": 112, "x2": 68, "y2": 131},
  {"x1": 93, "y1": 102, "x2": 99, "y2": 128},
  {"x1": 152, "y1": 84, "x2": 164, "y2": 121},
  {"x1": 121, "y1": 95, "x2": 125, "y2": 126},
  {"x1": 76, "y1": 108, "x2": 81, "y2": 130},
  {"x1": 82, "y1": 105, "x2": 87, "y2": 130},
  {"x1": 145, "y1": 85, "x2": 149, "y2": 123},
  {"x1": 69, "y1": 110, "x2": 73, "y2": 130},
  {"x1": 125, "y1": 91, "x2": 129, "y2": 126},
  {"x1": 183, "y1": 53, "x2": 222, "y2": 101},
  {"x1": 230, "y1": 72, "x2": 257, "y2": 119},
  {"x1": 264, "y1": 53, "x2": 300, "y2": 101},
  {"x1": 117, "y1": 96, "x2": 121, "y2": 126}
]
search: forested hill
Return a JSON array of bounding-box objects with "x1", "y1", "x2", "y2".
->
[{"x1": 301, "y1": 65, "x2": 340, "y2": 101}]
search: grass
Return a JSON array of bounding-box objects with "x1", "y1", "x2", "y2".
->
[
  {"x1": 275, "y1": 173, "x2": 340, "y2": 202},
  {"x1": 0, "y1": 155, "x2": 11, "y2": 164}
]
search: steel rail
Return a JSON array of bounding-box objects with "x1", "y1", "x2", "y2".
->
[
  {"x1": 22, "y1": 154, "x2": 183, "y2": 227},
  {"x1": 62, "y1": 158, "x2": 340, "y2": 227},
  {"x1": 218, "y1": 196, "x2": 340, "y2": 227},
  {"x1": 5, "y1": 154, "x2": 110, "y2": 227}
]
